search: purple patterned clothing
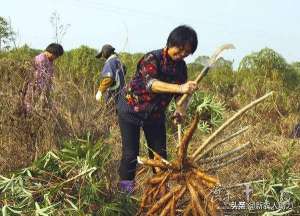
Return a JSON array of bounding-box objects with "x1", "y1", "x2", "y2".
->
[
  {"x1": 22, "y1": 53, "x2": 54, "y2": 113},
  {"x1": 33, "y1": 53, "x2": 54, "y2": 91}
]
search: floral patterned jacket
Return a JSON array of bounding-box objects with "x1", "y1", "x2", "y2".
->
[{"x1": 121, "y1": 48, "x2": 187, "y2": 121}]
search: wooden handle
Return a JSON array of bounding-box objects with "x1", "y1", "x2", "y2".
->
[
  {"x1": 195, "y1": 66, "x2": 210, "y2": 83},
  {"x1": 176, "y1": 66, "x2": 210, "y2": 107},
  {"x1": 176, "y1": 43, "x2": 235, "y2": 107},
  {"x1": 177, "y1": 93, "x2": 189, "y2": 107}
]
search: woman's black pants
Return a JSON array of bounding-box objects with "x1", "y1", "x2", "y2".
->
[{"x1": 118, "y1": 115, "x2": 167, "y2": 180}]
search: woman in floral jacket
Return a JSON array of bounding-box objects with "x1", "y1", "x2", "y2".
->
[{"x1": 116, "y1": 25, "x2": 198, "y2": 192}]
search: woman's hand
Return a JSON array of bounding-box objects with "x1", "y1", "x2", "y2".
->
[
  {"x1": 172, "y1": 105, "x2": 186, "y2": 124},
  {"x1": 179, "y1": 81, "x2": 198, "y2": 94},
  {"x1": 95, "y1": 91, "x2": 102, "y2": 101}
]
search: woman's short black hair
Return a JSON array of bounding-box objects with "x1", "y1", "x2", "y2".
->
[
  {"x1": 45, "y1": 43, "x2": 64, "y2": 57},
  {"x1": 167, "y1": 25, "x2": 198, "y2": 54}
]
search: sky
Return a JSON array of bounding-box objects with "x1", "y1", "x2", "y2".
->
[{"x1": 1, "y1": 0, "x2": 300, "y2": 66}]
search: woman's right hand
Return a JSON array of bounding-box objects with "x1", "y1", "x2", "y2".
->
[
  {"x1": 179, "y1": 81, "x2": 198, "y2": 94},
  {"x1": 95, "y1": 90, "x2": 102, "y2": 101}
]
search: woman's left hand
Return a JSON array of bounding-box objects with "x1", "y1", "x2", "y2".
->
[{"x1": 172, "y1": 106, "x2": 186, "y2": 124}]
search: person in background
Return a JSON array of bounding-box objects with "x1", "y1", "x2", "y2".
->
[
  {"x1": 21, "y1": 43, "x2": 64, "y2": 115},
  {"x1": 95, "y1": 44, "x2": 126, "y2": 105},
  {"x1": 116, "y1": 25, "x2": 198, "y2": 193}
]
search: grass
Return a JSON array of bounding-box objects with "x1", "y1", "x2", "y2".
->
[{"x1": 0, "y1": 136, "x2": 138, "y2": 215}]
